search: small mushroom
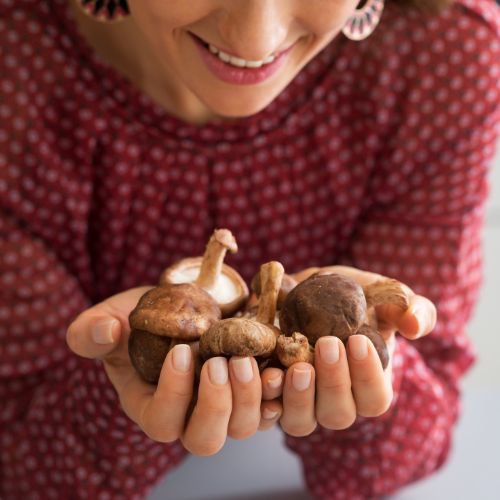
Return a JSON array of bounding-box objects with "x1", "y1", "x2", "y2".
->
[
  {"x1": 199, "y1": 261, "x2": 284, "y2": 368},
  {"x1": 160, "y1": 229, "x2": 249, "y2": 317},
  {"x1": 276, "y1": 332, "x2": 315, "y2": 368},
  {"x1": 128, "y1": 283, "x2": 221, "y2": 383},
  {"x1": 278, "y1": 273, "x2": 410, "y2": 369}
]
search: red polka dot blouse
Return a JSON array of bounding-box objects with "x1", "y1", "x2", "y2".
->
[{"x1": 1, "y1": 0, "x2": 499, "y2": 498}]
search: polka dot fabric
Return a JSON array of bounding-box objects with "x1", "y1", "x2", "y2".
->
[{"x1": 1, "y1": 0, "x2": 499, "y2": 498}]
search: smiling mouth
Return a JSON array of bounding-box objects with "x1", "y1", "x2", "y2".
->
[{"x1": 189, "y1": 33, "x2": 287, "y2": 69}]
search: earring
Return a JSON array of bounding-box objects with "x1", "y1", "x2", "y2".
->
[
  {"x1": 342, "y1": 0, "x2": 385, "y2": 41},
  {"x1": 78, "y1": 0, "x2": 130, "y2": 22}
]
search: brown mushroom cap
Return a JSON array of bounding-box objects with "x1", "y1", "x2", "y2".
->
[
  {"x1": 129, "y1": 329, "x2": 177, "y2": 384},
  {"x1": 129, "y1": 331, "x2": 202, "y2": 384},
  {"x1": 199, "y1": 317, "x2": 279, "y2": 360},
  {"x1": 129, "y1": 283, "x2": 221, "y2": 340},
  {"x1": 279, "y1": 273, "x2": 367, "y2": 345},
  {"x1": 355, "y1": 325, "x2": 389, "y2": 369},
  {"x1": 160, "y1": 257, "x2": 248, "y2": 317}
]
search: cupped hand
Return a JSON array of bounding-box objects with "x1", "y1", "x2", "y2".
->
[
  {"x1": 66, "y1": 287, "x2": 274, "y2": 456},
  {"x1": 259, "y1": 265, "x2": 437, "y2": 436}
]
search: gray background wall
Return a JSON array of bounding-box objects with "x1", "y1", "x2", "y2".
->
[{"x1": 150, "y1": 140, "x2": 500, "y2": 500}]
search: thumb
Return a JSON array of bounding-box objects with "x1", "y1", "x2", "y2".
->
[{"x1": 66, "y1": 312, "x2": 122, "y2": 360}]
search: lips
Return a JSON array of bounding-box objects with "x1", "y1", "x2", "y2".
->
[{"x1": 190, "y1": 33, "x2": 294, "y2": 85}]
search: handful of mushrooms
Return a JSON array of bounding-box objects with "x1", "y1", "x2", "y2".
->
[
  {"x1": 128, "y1": 228, "x2": 411, "y2": 384},
  {"x1": 275, "y1": 272, "x2": 410, "y2": 369},
  {"x1": 128, "y1": 229, "x2": 249, "y2": 384}
]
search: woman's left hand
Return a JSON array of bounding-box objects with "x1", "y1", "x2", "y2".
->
[{"x1": 257, "y1": 266, "x2": 437, "y2": 435}]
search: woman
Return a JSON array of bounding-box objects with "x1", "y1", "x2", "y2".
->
[{"x1": 0, "y1": 0, "x2": 499, "y2": 498}]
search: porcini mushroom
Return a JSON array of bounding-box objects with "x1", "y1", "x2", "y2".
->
[
  {"x1": 128, "y1": 283, "x2": 221, "y2": 383},
  {"x1": 199, "y1": 261, "x2": 284, "y2": 368},
  {"x1": 160, "y1": 229, "x2": 249, "y2": 317},
  {"x1": 277, "y1": 273, "x2": 410, "y2": 369}
]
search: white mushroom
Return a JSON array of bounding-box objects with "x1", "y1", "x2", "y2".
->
[{"x1": 160, "y1": 229, "x2": 249, "y2": 317}]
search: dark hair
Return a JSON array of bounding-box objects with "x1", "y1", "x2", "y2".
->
[{"x1": 390, "y1": 0, "x2": 455, "y2": 14}]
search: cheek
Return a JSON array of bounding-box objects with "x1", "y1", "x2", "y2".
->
[
  {"x1": 297, "y1": 0, "x2": 359, "y2": 38},
  {"x1": 129, "y1": 0, "x2": 213, "y2": 27}
]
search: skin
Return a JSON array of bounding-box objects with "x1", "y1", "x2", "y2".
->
[
  {"x1": 69, "y1": 0, "x2": 359, "y2": 124},
  {"x1": 67, "y1": 267, "x2": 436, "y2": 455},
  {"x1": 66, "y1": 2, "x2": 438, "y2": 454}
]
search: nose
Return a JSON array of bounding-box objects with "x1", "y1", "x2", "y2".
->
[{"x1": 218, "y1": 0, "x2": 290, "y2": 60}]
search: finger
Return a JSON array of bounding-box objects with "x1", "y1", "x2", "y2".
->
[
  {"x1": 313, "y1": 265, "x2": 384, "y2": 286},
  {"x1": 376, "y1": 294, "x2": 437, "y2": 340},
  {"x1": 281, "y1": 363, "x2": 317, "y2": 437},
  {"x1": 131, "y1": 344, "x2": 195, "y2": 443},
  {"x1": 182, "y1": 357, "x2": 232, "y2": 456},
  {"x1": 314, "y1": 337, "x2": 356, "y2": 430},
  {"x1": 66, "y1": 286, "x2": 152, "y2": 359},
  {"x1": 227, "y1": 357, "x2": 261, "y2": 440},
  {"x1": 67, "y1": 315, "x2": 121, "y2": 359},
  {"x1": 347, "y1": 335, "x2": 393, "y2": 417},
  {"x1": 291, "y1": 267, "x2": 321, "y2": 283},
  {"x1": 261, "y1": 367, "x2": 285, "y2": 401},
  {"x1": 258, "y1": 400, "x2": 283, "y2": 431}
]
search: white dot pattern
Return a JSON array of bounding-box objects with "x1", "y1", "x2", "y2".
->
[{"x1": 0, "y1": 0, "x2": 499, "y2": 498}]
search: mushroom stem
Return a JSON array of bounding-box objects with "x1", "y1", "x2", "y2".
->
[
  {"x1": 256, "y1": 261, "x2": 285, "y2": 325},
  {"x1": 195, "y1": 229, "x2": 238, "y2": 290}
]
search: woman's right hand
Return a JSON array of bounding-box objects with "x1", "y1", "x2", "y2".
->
[{"x1": 66, "y1": 287, "x2": 281, "y2": 456}]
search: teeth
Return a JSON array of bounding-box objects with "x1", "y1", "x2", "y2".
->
[{"x1": 208, "y1": 43, "x2": 275, "y2": 68}]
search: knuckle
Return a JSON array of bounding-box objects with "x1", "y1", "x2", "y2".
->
[
  {"x1": 163, "y1": 386, "x2": 192, "y2": 403},
  {"x1": 233, "y1": 391, "x2": 260, "y2": 410},
  {"x1": 285, "y1": 397, "x2": 313, "y2": 414},
  {"x1": 319, "y1": 378, "x2": 351, "y2": 392},
  {"x1": 228, "y1": 422, "x2": 258, "y2": 440},
  {"x1": 200, "y1": 401, "x2": 231, "y2": 419}
]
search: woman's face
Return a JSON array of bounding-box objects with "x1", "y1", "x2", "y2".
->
[{"x1": 127, "y1": 0, "x2": 359, "y2": 120}]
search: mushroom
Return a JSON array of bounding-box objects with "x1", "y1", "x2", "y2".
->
[
  {"x1": 276, "y1": 332, "x2": 315, "y2": 367},
  {"x1": 251, "y1": 271, "x2": 298, "y2": 310},
  {"x1": 160, "y1": 229, "x2": 249, "y2": 317},
  {"x1": 128, "y1": 283, "x2": 221, "y2": 383},
  {"x1": 199, "y1": 261, "x2": 284, "y2": 368},
  {"x1": 277, "y1": 273, "x2": 410, "y2": 369}
]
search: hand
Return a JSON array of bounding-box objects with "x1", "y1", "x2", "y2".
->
[
  {"x1": 66, "y1": 287, "x2": 273, "y2": 456},
  {"x1": 257, "y1": 266, "x2": 437, "y2": 436}
]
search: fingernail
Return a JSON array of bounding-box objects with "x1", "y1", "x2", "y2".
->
[
  {"x1": 172, "y1": 344, "x2": 192, "y2": 373},
  {"x1": 262, "y1": 408, "x2": 279, "y2": 420},
  {"x1": 208, "y1": 357, "x2": 228, "y2": 385},
  {"x1": 232, "y1": 357, "x2": 253, "y2": 384},
  {"x1": 319, "y1": 337, "x2": 340, "y2": 364},
  {"x1": 91, "y1": 319, "x2": 118, "y2": 344},
  {"x1": 292, "y1": 369, "x2": 311, "y2": 392},
  {"x1": 349, "y1": 335, "x2": 368, "y2": 360},
  {"x1": 268, "y1": 375, "x2": 283, "y2": 389}
]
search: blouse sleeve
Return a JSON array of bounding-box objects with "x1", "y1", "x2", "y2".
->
[
  {"x1": 285, "y1": 3, "x2": 500, "y2": 499},
  {"x1": 0, "y1": 213, "x2": 188, "y2": 500},
  {"x1": 0, "y1": 8, "x2": 188, "y2": 497}
]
